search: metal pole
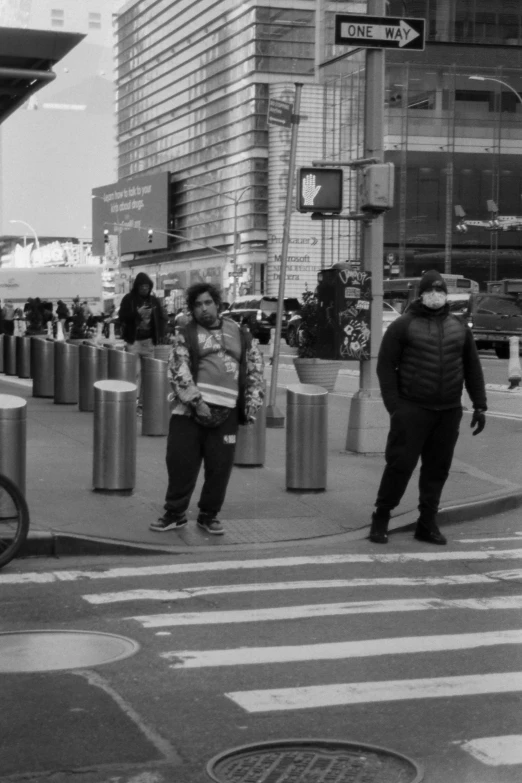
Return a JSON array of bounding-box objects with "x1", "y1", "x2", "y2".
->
[
  {"x1": 345, "y1": 0, "x2": 388, "y2": 454},
  {"x1": 232, "y1": 199, "x2": 238, "y2": 301},
  {"x1": 266, "y1": 82, "x2": 303, "y2": 428}
]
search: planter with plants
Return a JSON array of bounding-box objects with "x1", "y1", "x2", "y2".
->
[{"x1": 293, "y1": 289, "x2": 341, "y2": 393}]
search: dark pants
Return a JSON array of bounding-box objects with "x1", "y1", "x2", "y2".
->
[
  {"x1": 376, "y1": 401, "x2": 463, "y2": 520},
  {"x1": 164, "y1": 409, "x2": 239, "y2": 518}
]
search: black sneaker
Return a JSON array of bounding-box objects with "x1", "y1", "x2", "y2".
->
[
  {"x1": 197, "y1": 515, "x2": 224, "y2": 536},
  {"x1": 150, "y1": 514, "x2": 188, "y2": 532}
]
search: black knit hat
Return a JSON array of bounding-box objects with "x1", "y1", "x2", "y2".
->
[{"x1": 419, "y1": 269, "x2": 447, "y2": 294}]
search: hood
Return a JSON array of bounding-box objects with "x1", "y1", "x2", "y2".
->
[{"x1": 131, "y1": 272, "x2": 153, "y2": 294}]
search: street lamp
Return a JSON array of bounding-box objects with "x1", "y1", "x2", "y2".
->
[
  {"x1": 183, "y1": 184, "x2": 253, "y2": 299},
  {"x1": 9, "y1": 219, "x2": 40, "y2": 266},
  {"x1": 469, "y1": 75, "x2": 522, "y2": 106}
]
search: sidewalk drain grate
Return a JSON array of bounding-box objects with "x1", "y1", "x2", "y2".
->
[
  {"x1": 206, "y1": 739, "x2": 423, "y2": 783},
  {"x1": 0, "y1": 631, "x2": 139, "y2": 673}
]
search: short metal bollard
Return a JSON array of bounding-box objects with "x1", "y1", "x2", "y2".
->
[
  {"x1": 141, "y1": 357, "x2": 170, "y2": 436},
  {"x1": 54, "y1": 341, "x2": 79, "y2": 405},
  {"x1": 0, "y1": 394, "x2": 26, "y2": 517},
  {"x1": 93, "y1": 380, "x2": 137, "y2": 491},
  {"x1": 234, "y1": 385, "x2": 267, "y2": 467},
  {"x1": 31, "y1": 338, "x2": 54, "y2": 398},
  {"x1": 108, "y1": 348, "x2": 138, "y2": 384},
  {"x1": 16, "y1": 336, "x2": 31, "y2": 379},
  {"x1": 286, "y1": 383, "x2": 328, "y2": 491},
  {"x1": 79, "y1": 343, "x2": 106, "y2": 412},
  {"x1": 4, "y1": 335, "x2": 17, "y2": 376},
  {"x1": 97, "y1": 346, "x2": 109, "y2": 381}
]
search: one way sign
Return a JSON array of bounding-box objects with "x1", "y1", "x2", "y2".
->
[{"x1": 335, "y1": 14, "x2": 425, "y2": 51}]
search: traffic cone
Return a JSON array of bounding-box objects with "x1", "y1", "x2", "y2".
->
[
  {"x1": 55, "y1": 320, "x2": 66, "y2": 342},
  {"x1": 108, "y1": 323, "x2": 116, "y2": 344},
  {"x1": 47, "y1": 321, "x2": 53, "y2": 339},
  {"x1": 95, "y1": 322, "x2": 104, "y2": 345},
  {"x1": 508, "y1": 336, "x2": 521, "y2": 389}
]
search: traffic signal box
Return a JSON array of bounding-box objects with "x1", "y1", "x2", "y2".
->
[
  {"x1": 358, "y1": 163, "x2": 394, "y2": 212},
  {"x1": 296, "y1": 167, "x2": 343, "y2": 213}
]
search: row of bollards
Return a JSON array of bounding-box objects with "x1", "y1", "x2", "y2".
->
[{"x1": 0, "y1": 335, "x2": 328, "y2": 498}]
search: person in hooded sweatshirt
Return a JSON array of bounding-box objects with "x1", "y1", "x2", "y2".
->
[
  {"x1": 118, "y1": 272, "x2": 167, "y2": 412},
  {"x1": 369, "y1": 269, "x2": 487, "y2": 546}
]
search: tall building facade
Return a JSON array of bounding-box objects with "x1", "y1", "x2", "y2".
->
[
  {"x1": 113, "y1": 0, "x2": 522, "y2": 300},
  {"x1": 0, "y1": 0, "x2": 126, "y2": 247}
]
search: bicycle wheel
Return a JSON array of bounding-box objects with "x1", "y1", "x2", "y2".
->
[{"x1": 0, "y1": 474, "x2": 30, "y2": 569}]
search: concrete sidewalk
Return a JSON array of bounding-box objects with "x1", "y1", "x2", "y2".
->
[{"x1": 2, "y1": 367, "x2": 522, "y2": 558}]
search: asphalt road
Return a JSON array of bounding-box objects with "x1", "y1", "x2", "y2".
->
[{"x1": 2, "y1": 508, "x2": 522, "y2": 783}]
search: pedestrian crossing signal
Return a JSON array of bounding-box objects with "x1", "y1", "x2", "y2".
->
[{"x1": 297, "y1": 167, "x2": 343, "y2": 214}]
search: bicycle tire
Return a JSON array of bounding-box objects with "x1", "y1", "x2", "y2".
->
[{"x1": 0, "y1": 474, "x2": 30, "y2": 569}]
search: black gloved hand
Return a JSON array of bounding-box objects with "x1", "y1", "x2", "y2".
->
[{"x1": 470, "y1": 409, "x2": 486, "y2": 436}]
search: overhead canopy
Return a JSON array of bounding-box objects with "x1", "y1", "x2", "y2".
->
[{"x1": 0, "y1": 27, "x2": 85, "y2": 125}]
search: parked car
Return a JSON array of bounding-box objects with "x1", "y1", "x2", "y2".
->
[
  {"x1": 466, "y1": 292, "x2": 522, "y2": 358},
  {"x1": 223, "y1": 295, "x2": 301, "y2": 344},
  {"x1": 286, "y1": 301, "x2": 400, "y2": 346}
]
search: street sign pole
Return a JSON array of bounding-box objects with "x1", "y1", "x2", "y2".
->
[
  {"x1": 345, "y1": 0, "x2": 388, "y2": 454},
  {"x1": 266, "y1": 82, "x2": 303, "y2": 428}
]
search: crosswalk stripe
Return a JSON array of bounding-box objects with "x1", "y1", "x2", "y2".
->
[
  {"x1": 457, "y1": 535, "x2": 522, "y2": 543},
  {"x1": 5, "y1": 549, "x2": 522, "y2": 585},
  {"x1": 129, "y1": 594, "x2": 522, "y2": 628},
  {"x1": 225, "y1": 671, "x2": 522, "y2": 713},
  {"x1": 456, "y1": 735, "x2": 522, "y2": 766},
  {"x1": 162, "y1": 628, "x2": 522, "y2": 669},
  {"x1": 82, "y1": 568, "x2": 522, "y2": 604}
]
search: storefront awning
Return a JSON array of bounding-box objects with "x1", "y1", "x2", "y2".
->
[{"x1": 0, "y1": 27, "x2": 84, "y2": 125}]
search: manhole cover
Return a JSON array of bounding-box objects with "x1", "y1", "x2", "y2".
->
[
  {"x1": 0, "y1": 631, "x2": 139, "y2": 673},
  {"x1": 207, "y1": 739, "x2": 423, "y2": 783}
]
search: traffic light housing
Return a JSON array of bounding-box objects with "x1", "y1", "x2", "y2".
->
[
  {"x1": 147, "y1": 229, "x2": 153, "y2": 243},
  {"x1": 296, "y1": 167, "x2": 343, "y2": 213},
  {"x1": 358, "y1": 163, "x2": 395, "y2": 212},
  {"x1": 103, "y1": 229, "x2": 109, "y2": 245}
]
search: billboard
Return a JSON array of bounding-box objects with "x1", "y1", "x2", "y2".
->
[{"x1": 92, "y1": 172, "x2": 170, "y2": 256}]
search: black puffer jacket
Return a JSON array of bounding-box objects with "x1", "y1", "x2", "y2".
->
[
  {"x1": 377, "y1": 300, "x2": 487, "y2": 413},
  {"x1": 118, "y1": 272, "x2": 166, "y2": 345}
]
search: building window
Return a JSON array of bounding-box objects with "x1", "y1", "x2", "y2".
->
[
  {"x1": 89, "y1": 12, "x2": 102, "y2": 30},
  {"x1": 51, "y1": 9, "x2": 64, "y2": 27}
]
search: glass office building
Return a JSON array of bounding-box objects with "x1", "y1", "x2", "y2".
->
[{"x1": 115, "y1": 0, "x2": 522, "y2": 296}]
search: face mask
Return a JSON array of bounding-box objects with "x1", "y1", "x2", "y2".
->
[{"x1": 421, "y1": 290, "x2": 447, "y2": 309}]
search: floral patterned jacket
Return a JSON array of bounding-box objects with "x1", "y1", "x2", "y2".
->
[{"x1": 167, "y1": 319, "x2": 265, "y2": 425}]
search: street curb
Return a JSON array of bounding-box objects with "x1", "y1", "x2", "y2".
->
[{"x1": 20, "y1": 487, "x2": 522, "y2": 558}]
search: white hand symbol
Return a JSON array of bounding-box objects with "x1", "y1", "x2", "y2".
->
[{"x1": 302, "y1": 174, "x2": 321, "y2": 206}]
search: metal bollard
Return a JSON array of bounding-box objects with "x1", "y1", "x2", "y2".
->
[
  {"x1": 0, "y1": 334, "x2": 4, "y2": 373},
  {"x1": 234, "y1": 384, "x2": 267, "y2": 466},
  {"x1": 153, "y1": 344, "x2": 171, "y2": 362},
  {"x1": 286, "y1": 383, "x2": 328, "y2": 491},
  {"x1": 4, "y1": 334, "x2": 17, "y2": 376},
  {"x1": 97, "y1": 347, "x2": 109, "y2": 381},
  {"x1": 108, "y1": 348, "x2": 138, "y2": 384},
  {"x1": 0, "y1": 394, "x2": 26, "y2": 517},
  {"x1": 16, "y1": 336, "x2": 31, "y2": 379},
  {"x1": 54, "y1": 341, "x2": 79, "y2": 405},
  {"x1": 79, "y1": 343, "x2": 103, "y2": 412},
  {"x1": 508, "y1": 336, "x2": 522, "y2": 389},
  {"x1": 141, "y1": 357, "x2": 170, "y2": 436},
  {"x1": 31, "y1": 337, "x2": 54, "y2": 397},
  {"x1": 93, "y1": 380, "x2": 137, "y2": 491}
]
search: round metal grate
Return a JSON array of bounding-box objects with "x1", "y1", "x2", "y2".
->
[
  {"x1": 207, "y1": 739, "x2": 423, "y2": 783},
  {"x1": 0, "y1": 631, "x2": 139, "y2": 673}
]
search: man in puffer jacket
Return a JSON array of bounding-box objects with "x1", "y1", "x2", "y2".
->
[{"x1": 370, "y1": 269, "x2": 487, "y2": 546}]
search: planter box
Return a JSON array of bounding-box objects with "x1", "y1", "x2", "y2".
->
[{"x1": 293, "y1": 358, "x2": 341, "y2": 393}]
